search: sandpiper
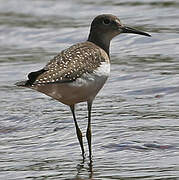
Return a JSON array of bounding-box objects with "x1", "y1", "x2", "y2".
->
[{"x1": 16, "y1": 14, "x2": 151, "y2": 160}]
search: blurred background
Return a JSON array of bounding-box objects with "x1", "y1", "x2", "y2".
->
[{"x1": 0, "y1": 0, "x2": 179, "y2": 179}]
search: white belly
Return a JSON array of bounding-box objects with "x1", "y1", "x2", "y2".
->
[{"x1": 32, "y1": 62, "x2": 110, "y2": 105}]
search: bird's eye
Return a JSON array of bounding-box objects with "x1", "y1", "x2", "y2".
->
[{"x1": 103, "y1": 19, "x2": 111, "y2": 25}]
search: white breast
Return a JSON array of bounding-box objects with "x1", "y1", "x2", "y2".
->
[{"x1": 71, "y1": 62, "x2": 110, "y2": 87}]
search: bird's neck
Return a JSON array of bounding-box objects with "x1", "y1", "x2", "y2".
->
[{"x1": 88, "y1": 30, "x2": 110, "y2": 56}]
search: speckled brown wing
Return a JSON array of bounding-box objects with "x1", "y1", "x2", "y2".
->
[{"x1": 30, "y1": 41, "x2": 107, "y2": 86}]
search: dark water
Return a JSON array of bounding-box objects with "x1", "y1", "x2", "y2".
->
[{"x1": 0, "y1": 0, "x2": 179, "y2": 179}]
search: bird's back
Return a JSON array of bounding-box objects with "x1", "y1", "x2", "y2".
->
[{"x1": 16, "y1": 41, "x2": 110, "y2": 105}]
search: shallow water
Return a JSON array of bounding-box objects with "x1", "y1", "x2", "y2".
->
[{"x1": 0, "y1": 0, "x2": 179, "y2": 179}]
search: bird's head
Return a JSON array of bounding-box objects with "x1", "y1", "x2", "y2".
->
[
  {"x1": 89, "y1": 14, "x2": 151, "y2": 39},
  {"x1": 88, "y1": 14, "x2": 151, "y2": 54}
]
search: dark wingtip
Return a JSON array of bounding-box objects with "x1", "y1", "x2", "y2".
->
[
  {"x1": 15, "y1": 68, "x2": 47, "y2": 87},
  {"x1": 27, "y1": 68, "x2": 47, "y2": 85}
]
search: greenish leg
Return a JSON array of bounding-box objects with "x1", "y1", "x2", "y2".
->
[{"x1": 70, "y1": 105, "x2": 85, "y2": 158}]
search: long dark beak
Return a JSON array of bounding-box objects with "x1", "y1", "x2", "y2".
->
[{"x1": 122, "y1": 26, "x2": 151, "y2": 37}]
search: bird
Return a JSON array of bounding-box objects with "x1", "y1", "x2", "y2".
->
[{"x1": 15, "y1": 14, "x2": 151, "y2": 161}]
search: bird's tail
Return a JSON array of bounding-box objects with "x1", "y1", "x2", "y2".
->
[
  {"x1": 15, "y1": 80, "x2": 29, "y2": 87},
  {"x1": 15, "y1": 68, "x2": 47, "y2": 87}
]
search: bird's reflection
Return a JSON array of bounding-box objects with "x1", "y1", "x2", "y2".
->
[{"x1": 74, "y1": 158, "x2": 93, "y2": 180}]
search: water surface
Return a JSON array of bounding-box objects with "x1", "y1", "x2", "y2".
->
[{"x1": 0, "y1": 0, "x2": 179, "y2": 179}]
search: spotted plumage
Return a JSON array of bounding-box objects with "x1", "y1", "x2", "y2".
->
[
  {"x1": 16, "y1": 14, "x2": 150, "y2": 160},
  {"x1": 29, "y1": 41, "x2": 108, "y2": 86}
]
